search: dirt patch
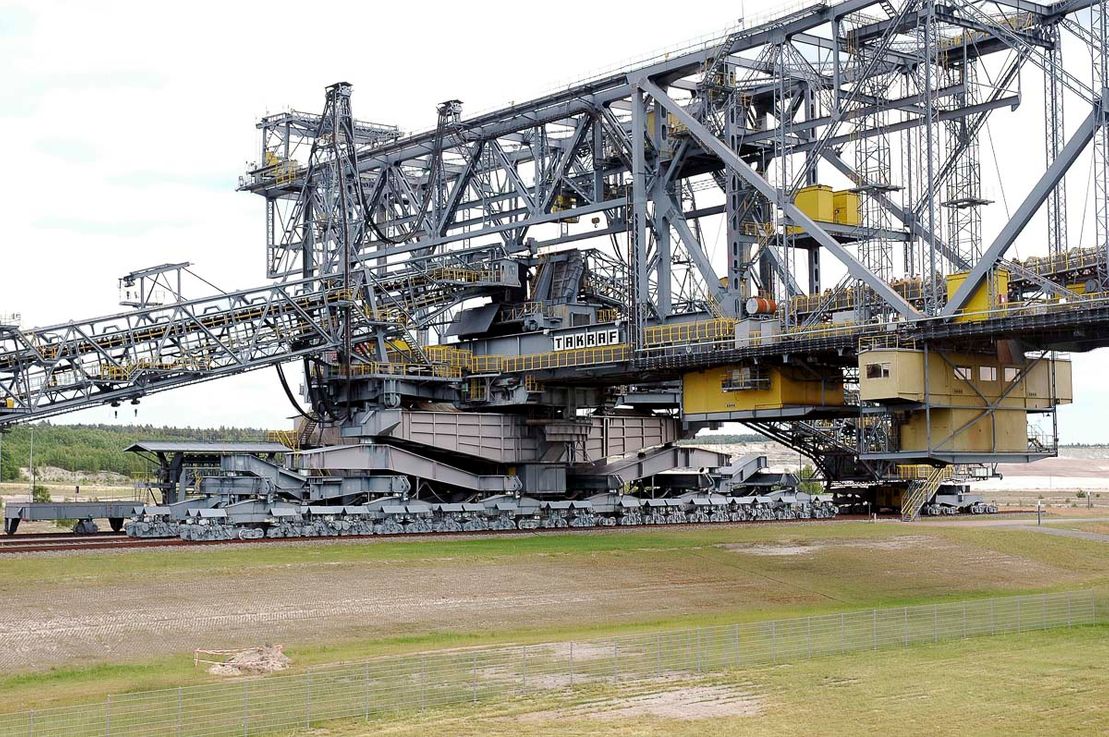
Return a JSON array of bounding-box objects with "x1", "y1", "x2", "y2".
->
[
  {"x1": 724, "y1": 535, "x2": 933, "y2": 557},
  {"x1": 204, "y1": 645, "x2": 290, "y2": 676},
  {"x1": 536, "y1": 641, "x2": 618, "y2": 662},
  {"x1": 0, "y1": 526, "x2": 1091, "y2": 673},
  {"x1": 521, "y1": 684, "x2": 763, "y2": 722}
]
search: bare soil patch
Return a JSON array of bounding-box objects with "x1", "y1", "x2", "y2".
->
[
  {"x1": 724, "y1": 536, "x2": 933, "y2": 557},
  {"x1": 0, "y1": 527, "x2": 1093, "y2": 673},
  {"x1": 520, "y1": 683, "x2": 763, "y2": 722},
  {"x1": 203, "y1": 645, "x2": 290, "y2": 676}
]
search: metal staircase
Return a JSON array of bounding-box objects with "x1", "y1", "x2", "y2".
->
[
  {"x1": 901, "y1": 465, "x2": 948, "y2": 521},
  {"x1": 747, "y1": 418, "x2": 877, "y2": 484}
]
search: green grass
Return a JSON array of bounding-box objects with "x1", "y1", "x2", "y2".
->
[
  {"x1": 313, "y1": 625, "x2": 1109, "y2": 737},
  {"x1": 3, "y1": 521, "x2": 1107, "y2": 711},
  {"x1": 1044, "y1": 520, "x2": 1109, "y2": 536},
  {"x1": 0, "y1": 521, "x2": 915, "y2": 584}
]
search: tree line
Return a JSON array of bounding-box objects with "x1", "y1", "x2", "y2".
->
[{"x1": 0, "y1": 423, "x2": 269, "y2": 481}]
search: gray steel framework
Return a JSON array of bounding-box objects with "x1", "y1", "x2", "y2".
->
[{"x1": 1, "y1": 0, "x2": 1108, "y2": 496}]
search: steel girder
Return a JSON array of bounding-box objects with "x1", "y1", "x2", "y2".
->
[{"x1": 5, "y1": 0, "x2": 1109, "y2": 428}]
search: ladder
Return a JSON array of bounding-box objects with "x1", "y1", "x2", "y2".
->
[{"x1": 296, "y1": 417, "x2": 319, "y2": 449}]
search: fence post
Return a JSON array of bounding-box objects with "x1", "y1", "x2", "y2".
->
[
  {"x1": 242, "y1": 681, "x2": 249, "y2": 737},
  {"x1": 872, "y1": 609, "x2": 877, "y2": 650},
  {"x1": 990, "y1": 598, "x2": 996, "y2": 634},
  {"x1": 656, "y1": 632, "x2": 662, "y2": 676},
  {"x1": 176, "y1": 687, "x2": 183, "y2": 737},
  {"x1": 364, "y1": 663, "x2": 371, "y2": 721},
  {"x1": 612, "y1": 640, "x2": 619, "y2": 681},
  {"x1": 420, "y1": 655, "x2": 428, "y2": 712},
  {"x1": 305, "y1": 674, "x2": 312, "y2": 728},
  {"x1": 1017, "y1": 597, "x2": 1022, "y2": 633},
  {"x1": 569, "y1": 641, "x2": 574, "y2": 689},
  {"x1": 696, "y1": 629, "x2": 702, "y2": 673},
  {"x1": 472, "y1": 652, "x2": 478, "y2": 703},
  {"x1": 106, "y1": 695, "x2": 112, "y2": 737},
  {"x1": 933, "y1": 604, "x2": 939, "y2": 643},
  {"x1": 771, "y1": 621, "x2": 777, "y2": 663},
  {"x1": 962, "y1": 601, "x2": 968, "y2": 638},
  {"x1": 733, "y1": 623, "x2": 741, "y2": 667},
  {"x1": 806, "y1": 616, "x2": 813, "y2": 658},
  {"x1": 903, "y1": 606, "x2": 909, "y2": 646},
  {"x1": 1091, "y1": 589, "x2": 1097, "y2": 624},
  {"x1": 839, "y1": 612, "x2": 846, "y2": 654},
  {"x1": 1067, "y1": 593, "x2": 1072, "y2": 627},
  {"x1": 27, "y1": 710, "x2": 33, "y2": 737},
  {"x1": 522, "y1": 646, "x2": 528, "y2": 693}
]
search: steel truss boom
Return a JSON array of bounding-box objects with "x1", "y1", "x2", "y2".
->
[{"x1": 3, "y1": 0, "x2": 1109, "y2": 435}]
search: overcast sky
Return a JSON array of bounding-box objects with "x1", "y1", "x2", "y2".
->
[{"x1": 1, "y1": 0, "x2": 1106, "y2": 442}]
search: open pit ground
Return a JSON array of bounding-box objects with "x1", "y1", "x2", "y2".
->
[{"x1": 1, "y1": 516, "x2": 1106, "y2": 719}]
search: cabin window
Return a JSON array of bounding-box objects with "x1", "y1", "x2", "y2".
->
[
  {"x1": 865, "y1": 362, "x2": 891, "y2": 379},
  {"x1": 1004, "y1": 367, "x2": 1021, "y2": 382},
  {"x1": 954, "y1": 366, "x2": 972, "y2": 381},
  {"x1": 979, "y1": 366, "x2": 997, "y2": 382}
]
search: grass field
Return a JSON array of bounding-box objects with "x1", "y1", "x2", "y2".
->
[
  {"x1": 1045, "y1": 519, "x2": 1109, "y2": 536},
  {"x1": 1, "y1": 520, "x2": 1106, "y2": 712},
  {"x1": 305, "y1": 625, "x2": 1108, "y2": 737}
]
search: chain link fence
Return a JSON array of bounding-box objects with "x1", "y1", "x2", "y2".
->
[{"x1": 1, "y1": 590, "x2": 1098, "y2": 737}]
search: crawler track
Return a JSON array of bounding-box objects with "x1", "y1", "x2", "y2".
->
[
  {"x1": 0, "y1": 515, "x2": 875, "y2": 554},
  {"x1": 0, "y1": 511, "x2": 1037, "y2": 554}
]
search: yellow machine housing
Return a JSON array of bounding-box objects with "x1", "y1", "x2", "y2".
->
[
  {"x1": 787, "y1": 185, "x2": 861, "y2": 233},
  {"x1": 858, "y1": 348, "x2": 1072, "y2": 454},
  {"x1": 795, "y1": 184, "x2": 834, "y2": 221},
  {"x1": 833, "y1": 189, "x2": 861, "y2": 226},
  {"x1": 682, "y1": 364, "x2": 844, "y2": 415},
  {"x1": 945, "y1": 269, "x2": 1009, "y2": 323}
]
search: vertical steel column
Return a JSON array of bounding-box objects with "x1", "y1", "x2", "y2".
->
[
  {"x1": 629, "y1": 86, "x2": 650, "y2": 350},
  {"x1": 774, "y1": 43, "x2": 795, "y2": 326},
  {"x1": 922, "y1": 1, "x2": 941, "y2": 313},
  {"x1": 1093, "y1": 1, "x2": 1109, "y2": 285},
  {"x1": 725, "y1": 82, "x2": 751, "y2": 311},
  {"x1": 1045, "y1": 25, "x2": 1068, "y2": 257},
  {"x1": 849, "y1": 7, "x2": 896, "y2": 312},
  {"x1": 651, "y1": 98, "x2": 672, "y2": 317},
  {"x1": 944, "y1": 56, "x2": 986, "y2": 268}
]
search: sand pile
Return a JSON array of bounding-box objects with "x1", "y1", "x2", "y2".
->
[{"x1": 205, "y1": 645, "x2": 290, "y2": 676}]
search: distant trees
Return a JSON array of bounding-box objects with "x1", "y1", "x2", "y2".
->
[
  {"x1": 0, "y1": 447, "x2": 18, "y2": 481},
  {"x1": 798, "y1": 464, "x2": 823, "y2": 493},
  {"x1": 0, "y1": 423, "x2": 269, "y2": 479}
]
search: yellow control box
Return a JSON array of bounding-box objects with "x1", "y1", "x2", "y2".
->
[
  {"x1": 833, "y1": 189, "x2": 861, "y2": 226},
  {"x1": 945, "y1": 269, "x2": 1009, "y2": 323}
]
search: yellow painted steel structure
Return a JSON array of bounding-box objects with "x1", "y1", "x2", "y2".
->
[
  {"x1": 859, "y1": 348, "x2": 1072, "y2": 454},
  {"x1": 833, "y1": 189, "x2": 861, "y2": 226},
  {"x1": 858, "y1": 349, "x2": 1071, "y2": 407},
  {"x1": 681, "y1": 365, "x2": 845, "y2": 414},
  {"x1": 895, "y1": 464, "x2": 955, "y2": 481},
  {"x1": 501, "y1": 344, "x2": 630, "y2": 373},
  {"x1": 643, "y1": 318, "x2": 735, "y2": 348},
  {"x1": 945, "y1": 269, "x2": 1010, "y2": 323},
  {"x1": 795, "y1": 185, "x2": 834, "y2": 221},
  {"x1": 784, "y1": 185, "x2": 861, "y2": 233}
]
